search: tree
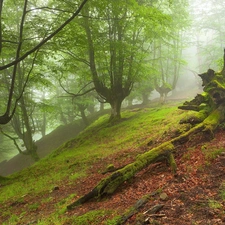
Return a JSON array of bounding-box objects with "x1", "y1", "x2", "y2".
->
[
  {"x1": 152, "y1": 0, "x2": 189, "y2": 102},
  {"x1": 0, "y1": 0, "x2": 88, "y2": 125},
  {"x1": 189, "y1": 0, "x2": 225, "y2": 72},
  {"x1": 80, "y1": 0, "x2": 171, "y2": 121}
]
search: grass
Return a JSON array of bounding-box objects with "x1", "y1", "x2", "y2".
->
[
  {"x1": 208, "y1": 199, "x2": 223, "y2": 209},
  {"x1": 201, "y1": 144, "x2": 225, "y2": 167},
  {"x1": 0, "y1": 103, "x2": 188, "y2": 224}
]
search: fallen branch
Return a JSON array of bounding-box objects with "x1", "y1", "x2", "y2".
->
[
  {"x1": 143, "y1": 204, "x2": 164, "y2": 215},
  {"x1": 115, "y1": 193, "x2": 156, "y2": 225},
  {"x1": 148, "y1": 213, "x2": 166, "y2": 217}
]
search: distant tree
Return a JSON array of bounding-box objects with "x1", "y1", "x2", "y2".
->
[
  {"x1": 189, "y1": 0, "x2": 225, "y2": 72},
  {"x1": 152, "y1": 0, "x2": 189, "y2": 102},
  {"x1": 126, "y1": 79, "x2": 154, "y2": 106}
]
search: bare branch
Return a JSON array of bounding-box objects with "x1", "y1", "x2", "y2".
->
[
  {"x1": 0, "y1": 128, "x2": 28, "y2": 155},
  {"x1": 59, "y1": 83, "x2": 95, "y2": 97},
  {"x1": 59, "y1": 49, "x2": 90, "y2": 66},
  {"x1": 26, "y1": 6, "x2": 73, "y2": 14},
  {"x1": 77, "y1": 81, "x2": 94, "y2": 94}
]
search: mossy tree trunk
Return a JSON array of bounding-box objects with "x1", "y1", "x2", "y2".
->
[{"x1": 67, "y1": 50, "x2": 225, "y2": 209}]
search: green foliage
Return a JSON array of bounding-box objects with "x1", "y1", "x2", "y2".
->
[{"x1": 208, "y1": 199, "x2": 222, "y2": 209}]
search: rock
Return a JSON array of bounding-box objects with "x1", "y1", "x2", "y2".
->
[{"x1": 160, "y1": 192, "x2": 168, "y2": 201}]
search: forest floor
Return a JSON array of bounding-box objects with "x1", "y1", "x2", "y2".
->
[
  {"x1": 1, "y1": 126, "x2": 225, "y2": 224},
  {"x1": 2, "y1": 90, "x2": 225, "y2": 224}
]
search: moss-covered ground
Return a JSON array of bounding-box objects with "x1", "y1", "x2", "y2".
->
[{"x1": 1, "y1": 102, "x2": 225, "y2": 224}]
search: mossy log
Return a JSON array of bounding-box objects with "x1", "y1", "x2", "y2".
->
[
  {"x1": 67, "y1": 51, "x2": 225, "y2": 209},
  {"x1": 67, "y1": 142, "x2": 175, "y2": 210}
]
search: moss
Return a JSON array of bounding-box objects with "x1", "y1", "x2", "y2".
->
[
  {"x1": 201, "y1": 91, "x2": 209, "y2": 97},
  {"x1": 203, "y1": 107, "x2": 223, "y2": 132},
  {"x1": 180, "y1": 110, "x2": 208, "y2": 124},
  {"x1": 101, "y1": 172, "x2": 125, "y2": 195},
  {"x1": 70, "y1": 209, "x2": 110, "y2": 225},
  {"x1": 168, "y1": 153, "x2": 177, "y2": 174},
  {"x1": 82, "y1": 142, "x2": 175, "y2": 198},
  {"x1": 0, "y1": 176, "x2": 10, "y2": 185},
  {"x1": 107, "y1": 164, "x2": 115, "y2": 170}
]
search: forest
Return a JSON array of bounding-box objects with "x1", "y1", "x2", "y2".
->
[{"x1": 1, "y1": 0, "x2": 225, "y2": 224}]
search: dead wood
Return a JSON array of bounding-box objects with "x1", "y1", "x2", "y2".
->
[
  {"x1": 115, "y1": 193, "x2": 156, "y2": 225},
  {"x1": 143, "y1": 204, "x2": 164, "y2": 215}
]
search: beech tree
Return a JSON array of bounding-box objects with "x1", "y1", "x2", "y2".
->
[{"x1": 79, "y1": 0, "x2": 172, "y2": 121}]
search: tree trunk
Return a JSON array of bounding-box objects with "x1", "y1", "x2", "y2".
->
[
  {"x1": 100, "y1": 102, "x2": 104, "y2": 111},
  {"x1": 19, "y1": 97, "x2": 39, "y2": 161},
  {"x1": 41, "y1": 111, "x2": 46, "y2": 137},
  {"x1": 78, "y1": 105, "x2": 89, "y2": 126},
  {"x1": 109, "y1": 98, "x2": 123, "y2": 121},
  {"x1": 142, "y1": 92, "x2": 150, "y2": 105}
]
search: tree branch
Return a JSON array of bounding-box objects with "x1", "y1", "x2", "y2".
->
[
  {"x1": 0, "y1": 128, "x2": 28, "y2": 155},
  {"x1": 26, "y1": 6, "x2": 73, "y2": 14},
  {"x1": 0, "y1": 0, "x2": 88, "y2": 71}
]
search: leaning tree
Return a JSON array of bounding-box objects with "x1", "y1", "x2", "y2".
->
[{"x1": 66, "y1": 49, "x2": 225, "y2": 209}]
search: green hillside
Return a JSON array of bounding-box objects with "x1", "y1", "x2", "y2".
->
[{"x1": 1, "y1": 102, "x2": 225, "y2": 225}]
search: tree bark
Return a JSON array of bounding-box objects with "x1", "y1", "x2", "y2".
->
[{"x1": 109, "y1": 98, "x2": 123, "y2": 121}]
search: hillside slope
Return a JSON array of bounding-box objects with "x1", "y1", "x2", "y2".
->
[
  {"x1": 0, "y1": 110, "x2": 108, "y2": 176},
  {"x1": 1, "y1": 102, "x2": 225, "y2": 225}
]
